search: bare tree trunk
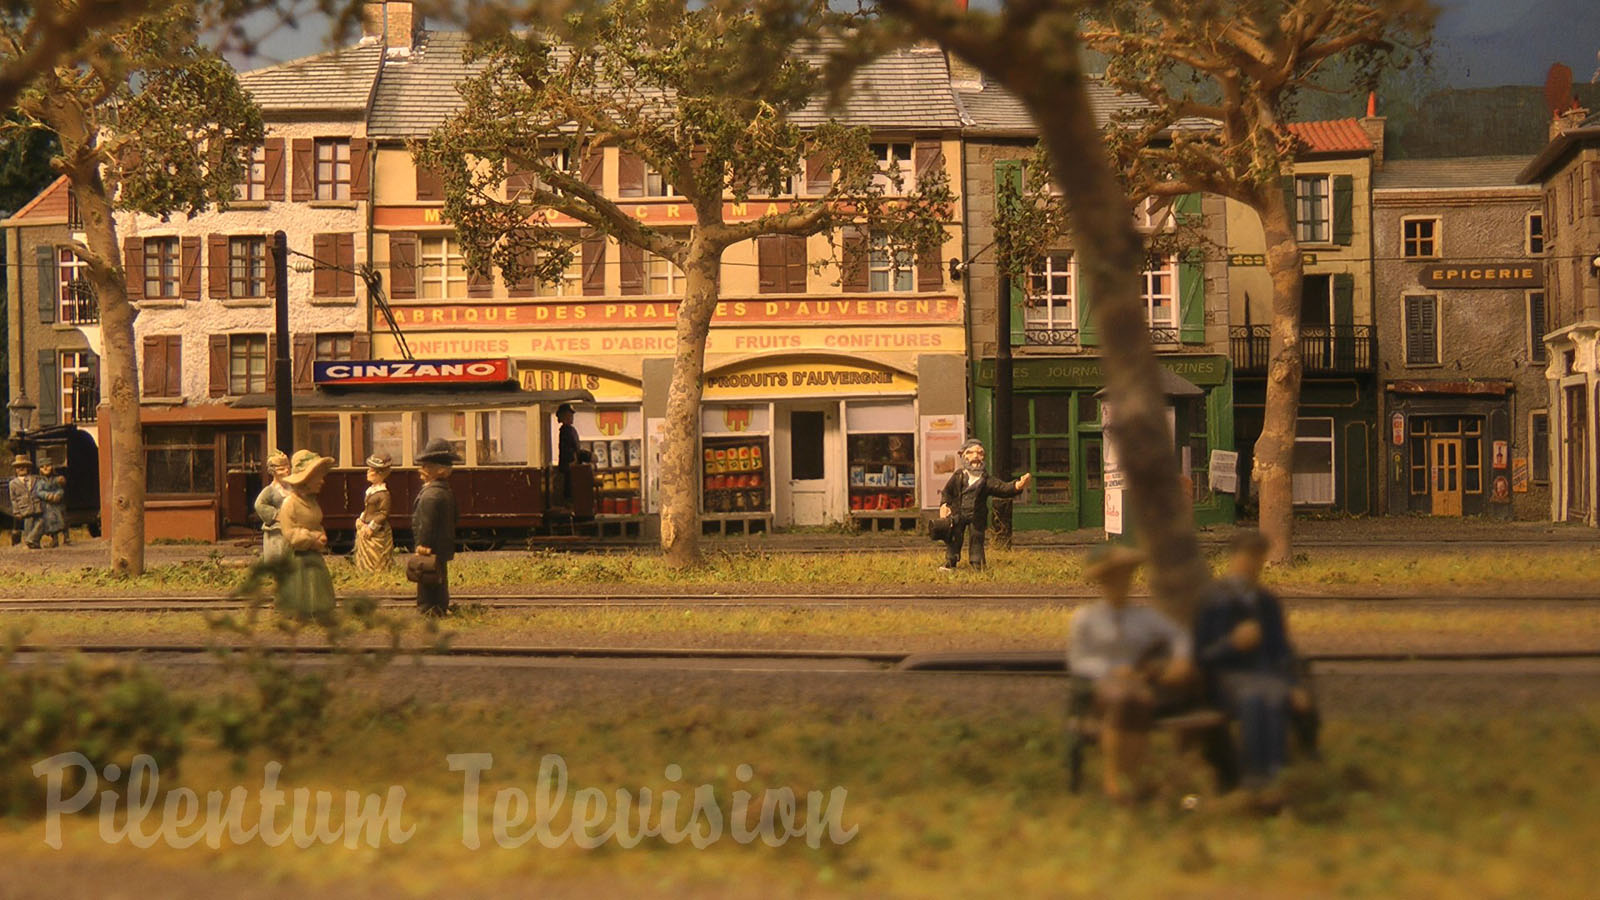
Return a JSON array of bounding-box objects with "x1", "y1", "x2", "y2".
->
[
  {"x1": 1255, "y1": 195, "x2": 1304, "y2": 564},
  {"x1": 70, "y1": 160, "x2": 146, "y2": 576},
  {"x1": 659, "y1": 239, "x2": 722, "y2": 568}
]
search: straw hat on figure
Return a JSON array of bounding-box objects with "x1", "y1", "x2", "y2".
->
[
  {"x1": 8, "y1": 455, "x2": 41, "y2": 548},
  {"x1": 354, "y1": 452, "x2": 394, "y2": 572},
  {"x1": 275, "y1": 449, "x2": 337, "y2": 621},
  {"x1": 254, "y1": 450, "x2": 291, "y2": 564}
]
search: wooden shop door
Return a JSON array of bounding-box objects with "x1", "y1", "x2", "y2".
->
[{"x1": 1429, "y1": 438, "x2": 1463, "y2": 517}]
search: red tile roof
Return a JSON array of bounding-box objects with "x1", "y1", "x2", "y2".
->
[
  {"x1": 1287, "y1": 119, "x2": 1375, "y2": 156},
  {"x1": 5, "y1": 175, "x2": 69, "y2": 224}
]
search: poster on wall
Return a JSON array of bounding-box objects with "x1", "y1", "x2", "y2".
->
[
  {"x1": 1512, "y1": 457, "x2": 1530, "y2": 493},
  {"x1": 920, "y1": 414, "x2": 965, "y2": 509},
  {"x1": 1209, "y1": 450, "x2": 1239, "y2": 494},
  {"x1": 645, "y1": 417, "x2": 666, "y2": 513},
  {"x1": 1105, "y1": 489, "x2": 1124, "y2": 536}
]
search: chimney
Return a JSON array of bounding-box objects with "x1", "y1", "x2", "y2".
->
[
  {"x1": 361, "y1": 2, "x2": 420, "y2": 56},
  {"x1": 1359, "y1": 91, "x2": 1386, "y2": 168},
  {"x1": 947, "y1": 50, "x2": 983, "y2": 91},
  {"x1": 1551, "y1": 105, "x2": 1591, "y2": 140}
]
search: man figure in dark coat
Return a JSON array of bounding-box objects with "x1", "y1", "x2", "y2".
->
[
  {"x1": 412, "y1": 438, "x2": 459, "y2": 616},
  {"x1": 937, "y1": 438, "x2": 1030, "y2": 571},
  {"x1": 553, "y1": 403, "x2": 590, "y2": 508}
]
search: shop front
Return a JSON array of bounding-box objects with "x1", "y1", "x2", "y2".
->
[
  {"x1": 971, "y1": 355, "x2": 1236, "y2": 532},
  {"x1": 1383, "y1": 382, "x2": 1514, "y2": 519}
]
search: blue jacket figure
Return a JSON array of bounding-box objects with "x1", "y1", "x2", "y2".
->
[
  {"x1": 34, "y1": 463, "x2": 67, "y2": 547},
  {"x1": 1194, "y1": 531, "x2": 1315, "y2": 795},
  {"x1": 412, "y1": 438, "x2": 459, "y2": 616}
]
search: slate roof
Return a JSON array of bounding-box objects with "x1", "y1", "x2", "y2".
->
[
  {"x1": 1374, "y1": 156, "x2": 1538, "y2": 191},
  {"x1": 367, "y1": 32, "x2": 967, "y2": 139},
  {"x1": 238, "y1": 40, "x2": 385, "y2": 115},
  {"x1": 1286, "y1": 119, "x2": 1373, "y2": 156},
  {"x1": 955, "y1": 78, "x2": 1158, "y2": 135}
]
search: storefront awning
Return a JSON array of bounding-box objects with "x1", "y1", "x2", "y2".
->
[{"x1": 230, "y1": 387, "x2": 595, "y2": 412}]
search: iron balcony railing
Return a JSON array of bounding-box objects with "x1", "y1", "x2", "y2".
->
[
  {"x1": 70, "y1": 377, "x2": 98, "y2": 423},
  {"x1": 1023, "y1": 325, "x2": 1081, "y2": 347},
  {"x1": 1230, "y1": 324, "x2": 1374, "y2": 374},
  {"x1": 61, "y1": 280, "x2": 98, "y2": 325}
]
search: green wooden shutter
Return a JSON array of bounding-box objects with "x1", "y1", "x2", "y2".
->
[
  {"x1": 1173, "y1": 191, "x2": 1202, "y2": 226},
  {"x1": 1077, "y1": 265, "x2": 1097, "y2": 346},
  {"x1": 37, "y1": 350, "x2": 58, "y2": 427},
  {"x1": 37, "y1": 244, "x2": 56, "y2": 324},
  {"x1": 1332, "y1": 273, "x2": 1355, "y2": 325},
  {"x1": 1332, "y1": 175, "x2": 1354, "y2": 246},
  {"x1": 995, "y1": 159, "x2": 1026, "y2": 346},
  {"x1": 1281, "y1": 176, "x2": 1297, "y2": 233},
  {"x1": 1178, "y1": 250, "x2": 1205, "y2": 343}
]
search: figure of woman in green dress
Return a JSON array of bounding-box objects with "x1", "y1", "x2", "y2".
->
[{"x1": 275, "y1": 449, "x2": 336, "y2": 622}]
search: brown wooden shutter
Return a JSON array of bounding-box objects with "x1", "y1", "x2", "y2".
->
[
  {"x1": 349, "y1": 138, "x2": 370, "y2": 202},
  {"x1": 291, "y1": 138, "x2": 314, "y2": 202},
  {"x1": 582, "y1": 236, "x2": 606, "y2": 296},
  {"x1": 123, "y1": 237, "x2": 144, "y2": 301},
  {"x1": 165, "y1": 335, "x2": 182, "y2": 396},
  {"x1": 617, "y1": 151, "x2": 645, "y2": 198},
  {"x1": 312, "y1": 233, "x2": 335, "y2": 297},
  {"x1": 207, "y1": 234, "x2": 228, "y2": 298},
  {"x1": 264, "y1": 138, "x2": 286, "y2": 201},
  {"x1": 416, "y1": 164, "x2": 443, "y2": 202},
  {"x1": 913, "y1": 139, "x2": 945, "y2": 187},
  {"x1": 265, "y1": 335, "x2": 277, "y2": 394},
  {"x1": 841, "y1": 227, "x2": 869, "y2": 292},
  {"x1": 805, "y1": 152, "x2": 832, "y2": 195},
  {"x1": 351, "y1": 332, "x2": 371, "y2": 360},
  {"x1": 580, "y1": 151, "x2": 604, "y2": 191},
  {"x1": 917, "y1": 234, "x2": 944, "y2": 292},
  {"x1": 618, "y1": 243, "x2": 644, "y2": 295},
  {"x1": 389, "y1": 232, "x2": 418, "y2": 299},
  {"x1": 180, "y1": 236, "x2": 201, "y2": 300},
  {"x1": 336, "y1": 233, "x2": 356, "y2": 295},
  {"x1": 784, "y1": 236, "x2": 808, "y2": 293},
  {"x1": 1590, "y1": 161, "x2": 1600, "y2": 217},
  {"x1": 292, "y1": 333, "x2": 315, "y2": 392},
  {"x1": 209, "y1": 334, "x2": 228, "y2": 396},
  {"x1": 757, "y1": 236, "x2": 782, "y2": 293},
  {"x1": 141, "y1": 335, "x2": 162, "y2": 396}
]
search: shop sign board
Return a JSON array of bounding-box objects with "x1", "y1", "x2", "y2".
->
[
  {"x1": 312, "y1": 358, "x2": 509, "y2": 386},
  {"x1": 1419, "y1": 265, "x2": 1542, "y2": 289},
  {"x1": 704, "y1": 361, "x2": 916, "y2": 399},
  {"x1": 1208, "y1": 449, "x2": 1239, "y2": 493},
  {"x1": 385, "y1": 297, "x2": 962, "y2": 331},
  {"x1": 920, "y1": 415, "x2": 965, "y2": 509},
  {"x1": 976, "y1": 355, "x2": 1229, "y2": 388},
  {"x1": 377, "y1": 326, "x2": 964, "y2": 361},
  {"x1": 517, "y1": 366, "x2": 641, "y2": 401},
  {"x1": 1391, "y1": 412, "x2": 1405, "y2": 446}
]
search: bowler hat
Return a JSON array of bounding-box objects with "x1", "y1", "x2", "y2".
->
[
  {"x1": 415, "y1": 438, "x2": 461, "y2": 465},
  {"x1": 365, "y1": 452, "x2": 394, "y2": 471},
  {"x1": 280, "y1": 448, "x2": 335, "y2": 487},
  {"x1": 1083, "y1": 544, "x2": 1146, "y2": 584}
]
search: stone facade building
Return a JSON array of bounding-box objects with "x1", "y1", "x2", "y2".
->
[
  {"x1": 1373, "y1": 156, "x2": 1547, "y2": 519},
  {"x1": 1519, "y1": 113, "x2": 1600, "y2": 526}
]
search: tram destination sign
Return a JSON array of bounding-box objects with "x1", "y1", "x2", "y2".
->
[{"x1": 313, "y1": 358, "x2": 512, "y2": 386}]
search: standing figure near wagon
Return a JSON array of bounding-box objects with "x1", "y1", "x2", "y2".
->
[
  {"x1": 276, "y1": 449, "x2": 337, "y2": 622},
  {"x1": 353, "y1": 453, "x2": 395, "y2": 572},
  {"x1": 8, "y1": 456, "x2": 42, "y2": 549},
  {"x1": 34, "y1": 462, "x2": 67, "y2": 547},
  {"x1": 937, "y1": 439, "x2": 1031, "y2": 571},
  {"x1": 411, "y1": 438, "x2": 459, "y2": 616},
  {"x1": 254, "y1": 450, "x2": 291, "y2": 564}
]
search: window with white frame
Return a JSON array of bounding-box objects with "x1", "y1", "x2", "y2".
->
[
  {"x1": 57, "y1": 247, "x2": 94, "y2": 323},
  {"x1": 59, "y1": 351, "x2": 95, "y2": 424},
  {"x1": 1141, "y1": 256, "x2": 1178, "y2": 330},
  {"x1": 314, "y1": 139, "x2": 351, "y2": 201},
  {"x1": 228, "y1": 236, "x2": 266, "y2": 299},
  {"x1": 1291, "y1": 417, "x2": 1336, "y2": 505},
  {"x1": 1132, "y1": 197, "x2": 1175, "y2": 232},
  {"x1": 1025, "y1": 252, "x2": 1075, "y2": 335},
  {"x1": 1402, "y1": 217, "x2": 1440, "y2": 259},
  {"x1": 1295, "y1": 175, "x2": 1331, "y2": 243},
  {"x1": 476, "y1": 410, "x2": 529, "y2": 465},
  {"x1": 1526, "y1": 212, "x2": 1544, "y2": 255},
  {"x1": 645, "y1": 254, "x2": 684, "y2": 296},
  {"x1": 868, "y1": 234, "x2": 913, "y2": 292},
  {"x1": 420, "y1": 236, "x2": 468, "y2": 299},
  {"x1": 236, "y1": 145, "x2": 267, "y2": 201},
  {"x1": 870, "y1": 141, "x2": 912, "y2": 195}
]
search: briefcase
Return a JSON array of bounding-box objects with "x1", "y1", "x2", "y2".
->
[{"x1": 405, "y1": 553, "x2": 441, "y2": 585}]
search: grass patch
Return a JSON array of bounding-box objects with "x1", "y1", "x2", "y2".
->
[{"x1": 4, "y1": 688, "x2": 1597, "y2": 898}]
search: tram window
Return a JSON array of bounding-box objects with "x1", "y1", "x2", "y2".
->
[
  {"x1": 476, "y1": 411, "x2": 528, "y2": 465},
  {"x1": 146, "y1": 427, "x2": 216, "y2": 495},
  {"x1": 353, "y1": 413, "x2": 404, "y2": 465},
  {"x1": 293, "y1": 415, "x2": 341, "y2": 463},
  {"x1": 419, "y1": 411, "x2": 468, "y2": 463}
]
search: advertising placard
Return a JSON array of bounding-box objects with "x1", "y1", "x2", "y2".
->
[{"x1": 920, "y1": 415, "x2": 965, "y2": 509}]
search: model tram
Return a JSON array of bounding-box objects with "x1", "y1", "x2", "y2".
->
[{"x1": 227, "y1": 361, "x2": 593, "y2": 549}]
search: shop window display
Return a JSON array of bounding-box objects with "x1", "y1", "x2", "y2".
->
[
  {"x1": 703, "y1": 436, "x2": 769, "y2": 514},
  {"x1": 847, "y1": 433, "x2": 917, "y2": 512},
  {"x1": 585, "y1": 436, "x2": 642, "y2": 516}
]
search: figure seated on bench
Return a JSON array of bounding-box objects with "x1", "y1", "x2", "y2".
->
[
  {"x1": 1066, "y1": 545, "x2": 1231, "y2": 801},
  {"x1": 1196, "y1": 531, "x2": 1320, "y2": 805}
]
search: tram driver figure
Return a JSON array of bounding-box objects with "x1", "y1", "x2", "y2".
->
[
  {"x1": 937, "y1": 439, "x2": 1031, "y2": 571},
  {"x1": 553, "y1": 403, "x2": 591, "y2": 511}
]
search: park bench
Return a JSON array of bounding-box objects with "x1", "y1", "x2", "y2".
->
[{"x1": 1063, "y1": 677, "x2": 1230, "y2": 793}]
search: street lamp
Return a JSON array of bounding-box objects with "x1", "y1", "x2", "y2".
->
[{"x1": 8, "y1": 394, "x2": 36, "y2": 436}]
